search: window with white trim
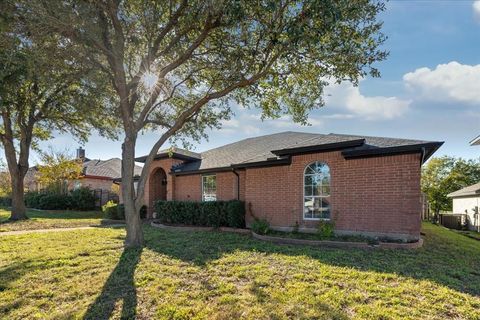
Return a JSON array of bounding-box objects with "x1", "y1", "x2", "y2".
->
[
  {"x1": 202, "y1": 175, "x2": 217, "y2": 201},
  {"x1": 303, "y1": 161, "x2": 331, "y2": 220}
]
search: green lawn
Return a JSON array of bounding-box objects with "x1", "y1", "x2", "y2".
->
[
  {"x1": 0, "y1": 207, "x2": 118, "y2": 232},
  {"x1": 0, "y1": 223, "x2": 479, "y2": 320}
]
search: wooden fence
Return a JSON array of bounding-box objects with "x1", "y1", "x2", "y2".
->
[{"x1": 439, "y1": 213, "x2": 467, "y2": 230}]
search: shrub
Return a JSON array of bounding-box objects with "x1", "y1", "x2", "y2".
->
[
  {"x1": 116, "y1": 204, "x2": 126, "y2": 220},
  {"x1": 70, "y1": 187, "x2": 96, "y2": 211},
  {"x1": 154, "y1": 200, "x2": 246, "y2": 228},
  {"x1": 37, "y1": 193, "x2": 72, "y2": 210},
  {"x1": 140, "y1": 205, "x2": 147, "y2": 219},
  {"x1": 25, "y1": 191, "x2": 42, "y2": 208},
  {"x1": 0, "y1": 197, "x2": 12, "y2": 206},
  {"x1": 25, "y1": 187, "x2": 96, "y2": 211},
  {"x1": 102, "y1": 201, "x2": 119, "y2": 219},
  {"x1": 251, "y1": 218, "x2": 270, "y2": 235},
  {"x1": 317, "y1": 221, "x2": 335, "y2": 239},
  {"x1": 225, "y1": 200, "x2": 245, "y2": 228}
]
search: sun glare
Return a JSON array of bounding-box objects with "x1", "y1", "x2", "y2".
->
[{"x1": 141, "y1": 72, "x2": 158, "y2": 91}]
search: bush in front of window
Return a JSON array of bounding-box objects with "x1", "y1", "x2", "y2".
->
[
  {"x1": 154, "y1": 200, "x2": 245, "y2": 228},
  {"x1": 317, "y1": 220, "x2": 335, "y2": 239}
]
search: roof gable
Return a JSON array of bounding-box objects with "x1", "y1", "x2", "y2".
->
[{"x1": 448, "y1": 182, "x2": 480, "y2": 198}]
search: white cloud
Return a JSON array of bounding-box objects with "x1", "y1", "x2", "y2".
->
[
  {"x1": 403, "y1": 61, "x2": 480, "y2": 104},
  {"x1": 473, "y1": 1, "x2": 480, "y2": 22},
  {"x1": 324, "y1": 81, "x2": 411, "y2": 120}
]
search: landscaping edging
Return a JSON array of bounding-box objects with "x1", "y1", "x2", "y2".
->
[
  {"x1": 252, "y1": 232, "x2": 424, "y2": 249},
  {"x1": 151, "y1": 222, "x2": 424, "y2": 249}
]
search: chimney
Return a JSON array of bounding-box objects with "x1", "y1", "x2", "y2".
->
[{"x1": 76, "y1": 147, "x2": 86, "y2": 160}]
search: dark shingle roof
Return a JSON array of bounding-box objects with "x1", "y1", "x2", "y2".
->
[
  {"x1": 135, "y1": 147, "x2": 201, "y2": 162},
  {"x1": 83, "y1": 158, "x2": 142, "y2": 179},
  {"x1": 169, "y1": 131, "x2": 443, "y2": 174},
  {"x1": 448, "y1": 183, "x2": 480, "y2": 198}
]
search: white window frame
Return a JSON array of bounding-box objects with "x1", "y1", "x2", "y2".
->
[
  {"x1": 303, "y1": 161, "x2": 331, "y2": 221},
  {"x1": 202, "y1": 174, "x2": 217, "y2": 201}
]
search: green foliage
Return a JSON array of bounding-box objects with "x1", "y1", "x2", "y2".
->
[
  {"x1": 0, "y1": 197, "x2": 12, "y2": 206},
  {"x1": 25, "y1": 187, "x2": 96, "y2": 211},
  {"x1": 251, "y1": 218, "x2": 270, "y2": 235},
  {"x1": 102, "y1": 201, "x2": 122, "y2": 220},
  {"x1": 36, "y1": 148, "x2": 83, "y2": 195},
  {"x1": 422, "y1": 156, "x2": 480, "y2": 215},
  {"x1": 70, "y1": 187, "x2": 96, "y2": 211},
  {"x1": 155, "y1": 200, "x2": 245, "y2": 228},
  {"x1": 102, "y1": 202, "x2": 147, "y2": 220},
  {"x1": 225, "y1": 200, "x2": 246, "y2": 228},
  {"x1": 317, "y1": 221, "x2": 335, "y2": 239}
]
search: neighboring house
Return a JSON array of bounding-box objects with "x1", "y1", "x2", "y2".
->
[
  {"x1": 25, "y1": 148, "x2": 142, "y2": 205},
  {"x1": 136, "y1": 131, "x2": 443, "y2": 241},
  {"x1": 447, "y1": 184, "x2": 480, "y2": 232}
]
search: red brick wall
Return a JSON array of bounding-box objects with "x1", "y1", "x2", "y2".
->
[
  {"x1": 143, "y1": 158, "x2": 183, "y2": 217},
  {"x1": 143, "y1": 151, "x2": 422, "y2": 240},
  {"x1": 78, "y1": 177, "x2": 114, "y2": 191},
  {"x1": 175, "y1": 174, "x2": 201, "y2": 201},
  {"x1": 174, "y1": 171, "x2": 243, "y2": 201},
  {"x1": 244, "y1": 151, "x2": 422, "y2": 240}
]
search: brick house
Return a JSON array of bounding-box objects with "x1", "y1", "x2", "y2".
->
[
  {"x1": 25, "y1": 148, "x2": 142, "y2": 206},
  {"x1": 137, "y1": 131, "x2": 442, "y2": 241}
]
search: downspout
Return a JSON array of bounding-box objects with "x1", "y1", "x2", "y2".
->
[{"x1": 232, "y1": 169, "x2": 240, "y2": 200}]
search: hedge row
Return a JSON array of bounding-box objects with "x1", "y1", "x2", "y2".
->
[
  {"x1": 154, "y1": 200, "x2": 245, "y2": 228},
  {"x1": 0, "y1": 197, "x2": 12, "y2": 206},
  {"x1": 102, "y1": 201, "x2": 147, "y2": 220},
  {"x1": 25, "y1": 187, "x2": 96, "y2": 211}
]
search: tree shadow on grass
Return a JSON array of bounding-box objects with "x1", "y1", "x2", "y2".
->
[
  {"x1": 83, "y1": 248, "x2": 142, "y2": 320},
  {"x1": 142, "y1": 224, "x2": 480, "y2": 297}
]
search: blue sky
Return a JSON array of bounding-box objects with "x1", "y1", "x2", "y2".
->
[{"x1": 34, "y1": 1, "x2": 480, "y2": 163}]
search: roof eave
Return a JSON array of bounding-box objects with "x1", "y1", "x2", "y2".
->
[
  {"x1": 172, "y1": 157, "x2": 292, "y2": 176},
  {"x1": 342, "y1": 142, "x2": 444, "y2": 164},
  {"x1": 271, "y1": 139, "x2": 366, "y2": 156},
  {"x1": 135, "y1": 152, "x2": 201, "y2": 163}
]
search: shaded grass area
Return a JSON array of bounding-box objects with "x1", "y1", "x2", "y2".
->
[
  {"x1": 0, "y1": 223, "x2": 479, "y2": 319},
  {"x1": 456, "y1": 230, "x2": 480, "y2": 241},
  {"x1": 0, "y1": 207, "x2": 119, "y2": 232}
]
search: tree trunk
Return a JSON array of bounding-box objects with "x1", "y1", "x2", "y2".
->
[
  {"x1": 121, "y1": 134, "x2": 144, "y2": 247},
  {"x1": 9, "y1": 173, "x2": 27, "y2": 220}
]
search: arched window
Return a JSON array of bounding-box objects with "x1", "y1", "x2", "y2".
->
[{"x1": 304, "y1": 161, "x2": 331, "y2": 220}]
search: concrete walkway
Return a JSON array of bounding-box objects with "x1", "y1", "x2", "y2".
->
[{"x1": 0, "y1": 224, "x2": 125, "y2": 236}]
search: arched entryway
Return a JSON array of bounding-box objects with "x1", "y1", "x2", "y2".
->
[{"x1": 149, "y1": 168, "x2": 167, "y2": 210}]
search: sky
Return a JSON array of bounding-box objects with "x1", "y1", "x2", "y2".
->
[{"x1": 32, "y1": 1, "x2": 480, "y2": 163}]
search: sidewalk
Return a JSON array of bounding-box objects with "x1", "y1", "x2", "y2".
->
[{"x1": 0, "y1": 224, "x2": 125, "y2": 236}]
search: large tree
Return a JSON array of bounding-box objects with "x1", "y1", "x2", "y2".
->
[
  {"x1": 25, "y1": 0, "x2": 387, "y2": 246},
  {"x1": 422, "y1": 156, "x2": 480, "y2": 219},
  {"x1": 0, "y1": 4, "x2": 114, "y2": 220}
]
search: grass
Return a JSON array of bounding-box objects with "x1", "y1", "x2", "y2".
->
[
  {"x1": 0, "y1": 207, "x2": 119, "y2": 232},
  {"x1": 0, "y1": 222, "x2": 479, "y2": 319},
  {"x1": 456, "y1": 230, "x2": 480, "y2": 241}
]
